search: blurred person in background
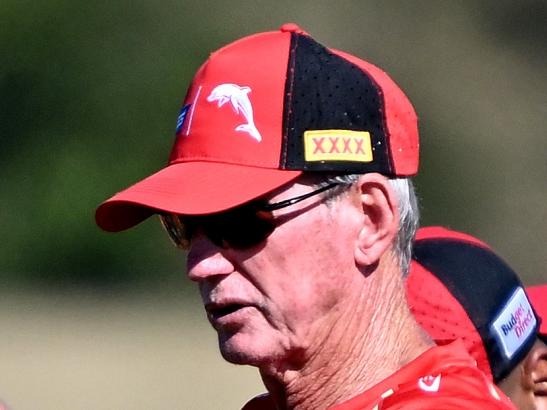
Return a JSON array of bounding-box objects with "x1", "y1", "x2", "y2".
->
[
  {"x1": 96, "y1": 25, "x2": 516, "y2": 409},
  {"x1": 408, "y1": 226, "x2": 547, "y2": 410}
]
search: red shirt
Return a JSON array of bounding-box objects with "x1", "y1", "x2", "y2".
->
[{"x1": 242, "y1": 340, "x2": 516, "y2": 409}]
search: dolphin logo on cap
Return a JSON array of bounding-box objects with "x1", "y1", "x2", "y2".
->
[{"x1": 207, "y1": 83, "x2": 263, "y2": 142}]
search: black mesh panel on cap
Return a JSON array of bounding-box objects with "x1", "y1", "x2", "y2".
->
[
  {"x1": 413, "y1": 239, "x2": 538, "y2": 382},
  {"x1": 280, "y1": 32, "x2": 392, "y2": 173}
]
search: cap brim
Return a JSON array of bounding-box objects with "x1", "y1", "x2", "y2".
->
[
  {"x1": 527, "y1": 285, "x2": 547, "y2": 337},
  {"x1": 96, "y1": 161, "x2": 302, "y2": 232}
]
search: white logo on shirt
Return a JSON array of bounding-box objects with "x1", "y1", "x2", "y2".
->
[
  {"x1": 207, "y1": 83, "x2": 262, "y2": 142},
  {"x1": 418, "y1": 374, "x2": 441, "y2": 392}
]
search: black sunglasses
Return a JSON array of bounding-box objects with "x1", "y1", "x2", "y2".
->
[{"x1": 160, "y1": 182, "x2": 341, "y2": 250}]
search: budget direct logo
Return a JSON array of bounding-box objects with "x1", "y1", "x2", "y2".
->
[
  {"x1": 501, "y1": 305, "x2": 534, "y2": 338},
  {"x1": 492, "y1": 287, "x2": 537, "y2": 359}
]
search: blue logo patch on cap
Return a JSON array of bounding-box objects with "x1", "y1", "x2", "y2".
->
[{"x1": 175, "y1": 104, "x2": 191, "y2": 134}]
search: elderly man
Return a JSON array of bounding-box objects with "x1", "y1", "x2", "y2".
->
[
  {"x1": 408, "y1": 226, "x2": 547, "y2": 409},
  {"x1": 96, "y1": 24, "x2": 515, "y2": 409}
]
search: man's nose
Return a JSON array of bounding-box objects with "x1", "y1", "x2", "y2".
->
[{"x1": 186, "y1": 236, "x2": 235, "y2": 281}]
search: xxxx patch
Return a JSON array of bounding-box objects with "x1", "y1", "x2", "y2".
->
[{"x1": 303, "y1": 130, "x2": 373, "y2": 163}]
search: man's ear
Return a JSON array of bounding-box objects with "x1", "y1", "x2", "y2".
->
[
  {"x1": 353, "y1": 173, "x2": 399, "y2": 268},
  {"x1": 524, "y1": 339, "x2": 547, "y2": 398}
]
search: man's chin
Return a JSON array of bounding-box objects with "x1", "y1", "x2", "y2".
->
[
  {"x1": 218, "y1": 333, "x2": 277, "y2": 367},
  {"x1": 220, "y1": 348, "x2": 258, "y2": 365}
]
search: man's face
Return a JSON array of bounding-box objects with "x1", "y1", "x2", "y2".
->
[{"x1": 185, "y1": 179, "x2": 364, "y2": 367}]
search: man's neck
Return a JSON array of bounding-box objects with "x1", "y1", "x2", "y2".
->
[{"x1": 258, "y1": 267, "x2": 433, "y2": 410}]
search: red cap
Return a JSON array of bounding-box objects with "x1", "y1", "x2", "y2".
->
[
  {"x1": 96, "y1": 24, "x2": 419, "y2": 232},
  {"x1": 408, "y1": 226, "x2": 540, "y2": 382},
  {"x1": 526, "y1": 285, "x2": 547, "y2": 337}
]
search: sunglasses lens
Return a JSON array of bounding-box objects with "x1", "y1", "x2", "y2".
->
[
  {"x1": 159, "y1": 183, "x2": 343, "y2": 250},
  {"x1": 159, "y1": 214, "x2": 192, "y2": 249},
  {"x1": 201, "y1": 206, "x2": 275, "y2": 249},
  {"x1": 221, "y1": 209, "x2": 275, "y2": 249},
  {"x1": 159, "y1": 207, "x2": 276, "y2": 250}
]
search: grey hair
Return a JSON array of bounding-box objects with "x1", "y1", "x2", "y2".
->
[{"x1": 316, "y1": 175, "x2": 419, "y2": 276}]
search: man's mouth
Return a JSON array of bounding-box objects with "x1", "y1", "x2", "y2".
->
[
  {"x1": 206, "y1": 302, "x2": 250, "y2": 321},
  {"x1": 209, "y1": 304, "x2": 246, "y2": 319}
]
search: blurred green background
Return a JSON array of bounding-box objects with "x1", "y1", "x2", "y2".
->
[{"x1": 1, "y1": 1, "x2": 546, "y2": 409}]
